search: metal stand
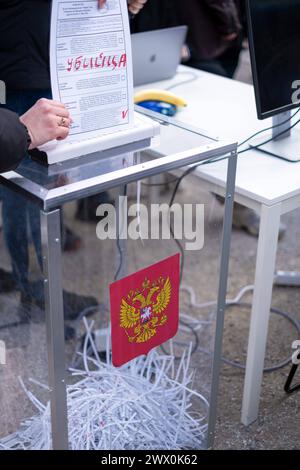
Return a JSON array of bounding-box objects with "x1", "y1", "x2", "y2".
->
[
  {"x1": 0, "y1": 111, "x2": 237, "y2": 450},
  {"x1": 41, "y1": 209, "x2": 68, "y2": 450},
  {"x1": 250, "y1": 110, "x2": 300, "y2": 162},
  {"x1": 207, "y1": 150, "x2": 237, "y2": 449},
  {"x1": 272, "y1": 111, "x2": 292, "y2": 140}
]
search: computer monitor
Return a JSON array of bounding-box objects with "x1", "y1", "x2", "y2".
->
[{"x1": 246, "y1": 0, "x2": 300, "y2": 161}]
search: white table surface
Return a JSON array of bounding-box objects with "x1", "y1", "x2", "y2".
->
[{"x1": 138, "y1": 65, "x2": 300, "y2": 206}]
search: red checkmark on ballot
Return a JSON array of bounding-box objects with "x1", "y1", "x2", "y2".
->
[{"x1": 122, "y1": 109, "x2": 129, "y2": 120}]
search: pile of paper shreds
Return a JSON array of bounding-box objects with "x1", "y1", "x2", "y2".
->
[{"x1": 0, "y1": 319, "x2": 208, "y2": 450}]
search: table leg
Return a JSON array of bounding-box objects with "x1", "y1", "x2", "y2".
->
[
  {"x1": 41, "y1": 209, "x2": 68, "y2": 450},
  {"x1": 241, "y1": 203, "x2": 281, "y2": 426}
]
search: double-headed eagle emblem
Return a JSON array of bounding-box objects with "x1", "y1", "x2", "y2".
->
[{"x1": 120, "y1": 276, "x2": 171, "y2": 344}]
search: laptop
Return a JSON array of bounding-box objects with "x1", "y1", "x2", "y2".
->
[{"x1": 131, "y1": 26, "x2": 188, "y2": 86}]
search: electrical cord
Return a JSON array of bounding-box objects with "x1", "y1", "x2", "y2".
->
[
  {"x1": 165, "y1": 71, "x2": 300, "y2": 152},
  {"x1": 160, "y1": 318, "x2": 200, "y2": 358},
  {"x1": 194, "y1": 301, "x2": 300, "y2": 373},
  {"x1": 237, "y1": 108, "x2": 300, "y2": 149},
  {"x1": 165, "y1": 112, "x2": 300, "y2": 277},
  {"x1": 219, "y1": 302, "x2": 300, "y2": 372},
  {"x1": 145, "y1": 110, "x2": 300, "y2": 193},
  {"x1": 141, "y1": 178, "x2": 179, "y2": 187},
  {"x1": 167, "y1": 153, "x2": 232, "y2": 281},
  {"x1": 238, "y1": 116, "x2": 300, "y2": 154},
  {"x1": 163, "y1": 117, "x2": 300, "y2": 370},
  {"x1": 165, "y1": 72, "x2": 199, "y2": 92},
  {"x1": 160, "y1": 285, "x2": 300, "y2": 372}
]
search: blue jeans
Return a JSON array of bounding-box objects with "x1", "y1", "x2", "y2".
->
[{"x1": 1, "y1": 90, "x2": 52, "y2": 293}]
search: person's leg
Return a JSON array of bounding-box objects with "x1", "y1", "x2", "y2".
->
[
  {"x1": 1, "y1": 91, "x2": 30, "y2": 293},
  {"x1": 2, "y1": 187, "x2": 30, "y2": 292},
  {"x1": 28, "y1": 201, "x2": 42, "y2": 269}
]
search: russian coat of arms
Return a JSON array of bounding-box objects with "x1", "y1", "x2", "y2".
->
[{"x1": 120, "y1": 276, "x2": 171, "y2": 344}]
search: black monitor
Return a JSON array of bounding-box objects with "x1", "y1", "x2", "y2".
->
[
  {"x1": 246, "y1": 0, "x2": 300, "y2": 161},
  {"x1": 247, "y1": 0, "x2": 300, "y2": 120}
]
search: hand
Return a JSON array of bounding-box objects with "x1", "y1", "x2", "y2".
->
[
  {"x1": 19, "y1": 98, "x2": 72, "y2": 149},
  {"x1": 222, "y1": 33, "x2": 238, "y2": 42},
  {"x1": 128, "y1": 0, "x2": 148, "y2": 15},
  {"x1": 98, "y1": 0, "x2": 148, "y2": 15}
]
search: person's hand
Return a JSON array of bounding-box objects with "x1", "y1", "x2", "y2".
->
[
  {"x1": 98, "y1": 0, "x2": 148, "y2": 15},
  {"x1": 128, "y1": 0, "x2": 148, "y2": 15},
  {"x1": 19, "y1": 99, "x2": 72, "y2": 150},
  {"x1": 222, "y1": 33, "x2": 238, "y2": 42}
]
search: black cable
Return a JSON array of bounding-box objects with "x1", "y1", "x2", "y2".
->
[
  {"x1": 120, "y1": 109, "x2": 300, "y2": 366},
  {"x1": 160, "y1": 318, "x2": 200, "y2": 358},
  {"x1": 238, "y1": 108, "x2": 300, "y2": 149},
  {"x1": 145, "y1": 111, "x2": 300, "y2": 192},
  {"x1": 166, "y1": 114, "x2": 300, "y2": 207},
  {"x1": 166, "y1": 71, "x2": 300, "y2": 151},
  {"x1": 167, "y1": 154, "x2": 234, "y2": 282},
  {"x1": 141, "y1": 178, "x2": 179, "y2": 187},
  {"x1": 144, "y1": 112, "x2": 300, "y2": 298},
  {"x1": 239, "y1": 116, "x2": 300, "y2": 154},
  {"x1": 161, "y1": 299, "x2": 300, "y2": 372},
  {"x1": 0, "y1": 320, "x2": 28, "y2": 331},
  {"x1": 197, "y1": 302, "x2": 300, "y2": 373},
  {"x1": 163, "y1": 132, "x2": 300, "y2": 371}
]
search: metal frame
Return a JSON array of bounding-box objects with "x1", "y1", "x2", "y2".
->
[
  {"x1": 0, "y1": 141, "x2": 235, "y2": 211},
  {"x1": 0, "y1": 117, "x2": 237, "y2": 450},
  {"x1": 207, "y1": 151, "x2": 237, "y2": 449},
  {"x1": 41, "y1": 209, "x2": 68, "y2": 449}
]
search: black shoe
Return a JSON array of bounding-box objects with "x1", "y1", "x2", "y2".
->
[
  {"x1": 19, "y1": 291, "x2": 44, "y2": 323},
  {"x1": 63, "y1": 227, "x2": 83, "y2": 253},
  {"x1": 20, "y1": 282, "x2": 98, "y2": 321},
  {"x1": 64, "y1": 325, "x2": 76, "y2": 341},
  {"x1": 0, "y1": 268, "x2": 17, "y2": 294},
  {"x1": 75, "y1": 192, "x2": 114, "y2": 222},
  {"x1": 63, "y1": 291, "x2": 98, "y2": 321},
  {"x1": 20, "y1": 292, "x2": 76, "y2": 341}
]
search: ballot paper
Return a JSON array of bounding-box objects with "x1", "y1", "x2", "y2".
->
[{"x1": 50, "y1": 0, "x2": 134, "y2": 143}]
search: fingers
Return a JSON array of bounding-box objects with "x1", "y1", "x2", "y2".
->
[
  {"x1": 57, "y1": 116, "x2": 72, "y2": 128},
  {"x1": 128, "y1": 0, "x2": 147, "y2": 15},
  {"x1": 21, "y1": 98, "x2": 72, "y2": 148},
  {"x1": 37, "y1": 98, "x2": 65, "y2": 109},
  {"x1": 37, "y1": 98, "x2": 71, "y2": 119},
  {"x1": 222, "y1": 33, "x2": 238, "y2": 42},
  {"x1": 53, "y1": 106, "x2": 71, "y2": 119},
  {"x1": 98, "y1": 0, "x2": 107, "y2": 8},
  {"x1": 56, "y1": 126, "x2": 70, "y2": 141}
]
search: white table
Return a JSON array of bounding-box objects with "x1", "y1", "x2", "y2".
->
[{"x1": 138, "y1": 65, "x2": 300, "y2": 426}]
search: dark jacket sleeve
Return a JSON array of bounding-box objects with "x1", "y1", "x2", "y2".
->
[
  {"x1": 0, "y1": 109, "x2": 28, "y2": 173},
  {"x1": 203, "y1": 0, "x2": 242, "y2": 36}
]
